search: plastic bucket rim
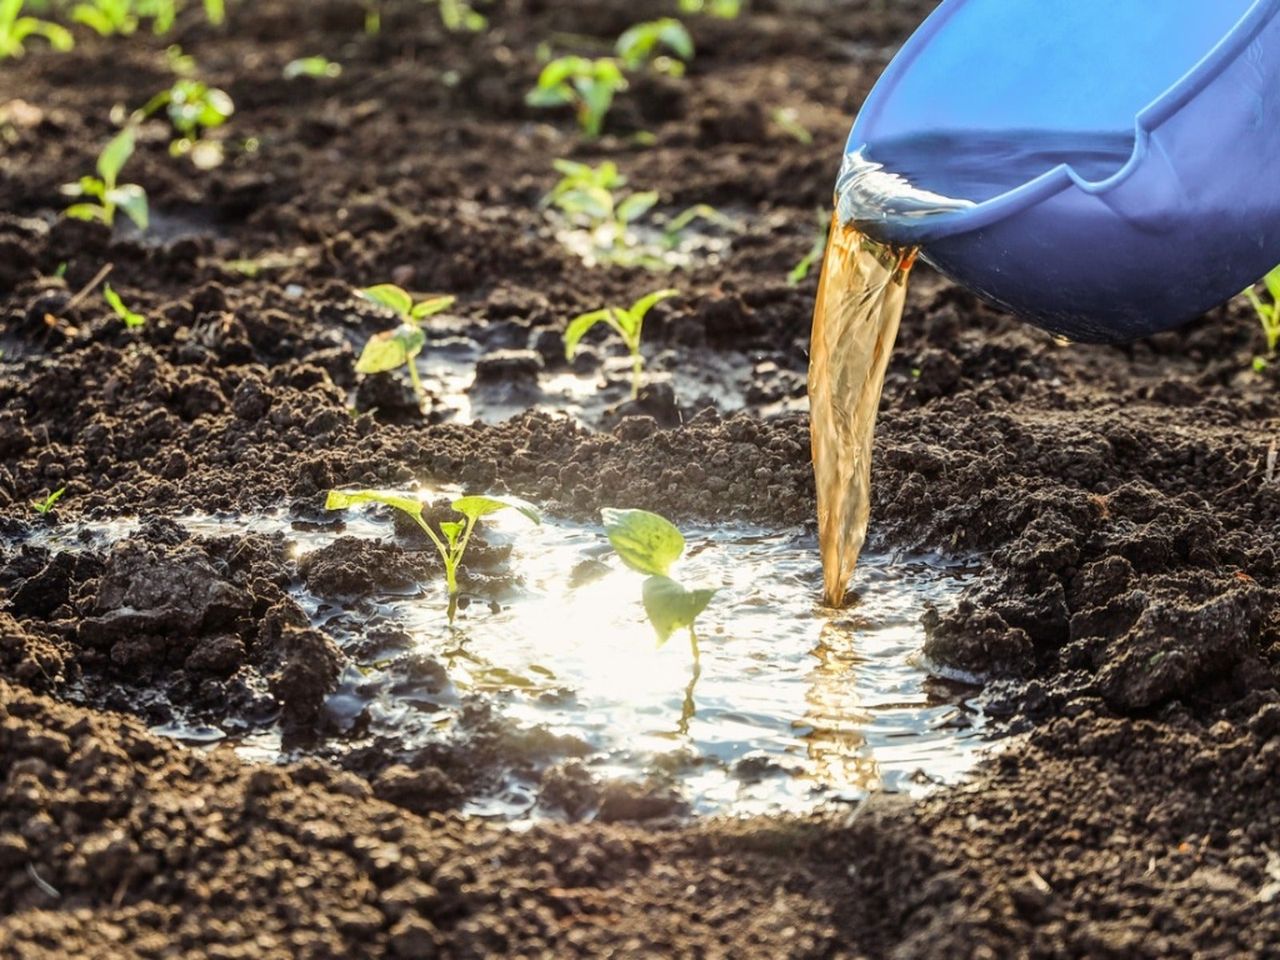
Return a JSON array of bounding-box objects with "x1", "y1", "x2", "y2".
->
[{"x1": 845, "y1": 0, "x2": 1280, "y2": 243}]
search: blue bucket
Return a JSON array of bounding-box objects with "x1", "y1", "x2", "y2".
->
[{"x1": 844, "y1": 0, "x2": 1280, "y2": 342}]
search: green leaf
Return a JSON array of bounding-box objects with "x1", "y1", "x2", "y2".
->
[
  {"x1": 64, "y1": 203, "x2": 105, "y2": 223},
  {"x1": 284, "y1": 56, "x2": 342, "y2": 80},
  {"x1": 1264, "y1": 265, "x2": 1280, "y2": 304},
  {"x1": 97, "y1": 127, "x2": 136, "y2": 185},
  {"x1": 563, "y1": 309, "x2": 611, "y2": 360},
  {"x1": 356, "y1": 323, "x2": 424, "y2": 374},
  {"x1": 103, "y1": 284, "x2": 146, "y2": 329},
  {"x1": 439, "y1": 520, "x2": 465, "y2": 547},
  {"x1": 361, "y1": 284, "x2": 414, "y2": 317},
  {"x1": 627, "y1": 288, "x2": 679, "y2": 322},
  {"x1": 525, "y1": 86, "x2": 572, "y2": 107},
  {"x1": 325, "y1": 488, "x2": 425, "y2": 521},
  {"x1": 203, "y1": 0, "x2": 225, "y2": 26},
  {"x1": 410, "y1": 295, "x2": 456, "y2": 320},
  {"x1": 615, "y1": 190, "x2": 659, "y2": 225},
  {"x1": 32, "y1": 487, "x2": 66, "y2": 515},
  {"x1": 451, "y1": 494, "x2": 542, "y2": 526},
  {"x1": 641, "y1": 575, "x2": 716, "y2": 645},
  {"x1": 601, "y1": 508, "x2": 685, "y2": 577},
  {"x1": 107, "y1": 184, "x2": 149, "y2": 231}
]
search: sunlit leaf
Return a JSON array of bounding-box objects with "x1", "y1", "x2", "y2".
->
[
  {"x1": 602, "y1": 508, "x2": 685, "y2": 577},
  {"x1": 108, "y1": 184, "x2": 149, "y2": 231},
  {"x1": 103, "y1": 284, "x2": 145, "y2": 329},
  {"x1": 641, "y1": 575, "x2": 716, "y2": 645},
  {"x1": 452, "y1": 494, "x2": 541, "y2": 525},
  {"x1": 97, "y1": 127, "x2": 136, "y2": 184},
  {"x1": 356, "y1": 323, "x2": 424, "y2": 374},
  {"x1": 325, "y1": 488, "x2": 425, "y2": 520},
  {"x1": 410, "y1": 295, "x2": 456, "y2": 320},
  {"x1": 361, "y1": 284, "x2": 414, "y2": 317},
  {"x1": 563, "y1": 309, "x2": 611, "y2": 360}
]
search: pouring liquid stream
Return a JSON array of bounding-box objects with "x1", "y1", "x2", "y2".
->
[{"x1": 810, "y1": 130, "x2": 1136, "y2": 606}]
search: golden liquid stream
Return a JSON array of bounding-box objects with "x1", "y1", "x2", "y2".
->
[{"x1": 809, "y1": 216, "x2": 918, "y2": 607}]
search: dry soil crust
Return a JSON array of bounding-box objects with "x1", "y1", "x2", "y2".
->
[{"x1": 2, "y1": 0, "x2": 1279, "y2": 956}]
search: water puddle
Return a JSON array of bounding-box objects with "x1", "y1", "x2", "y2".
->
[{"x1": 29, "y1": 504, "x2": 989, "y2": 820}]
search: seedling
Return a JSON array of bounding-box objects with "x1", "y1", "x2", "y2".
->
[
  {"x1": 545, "y1": 159, "x2": 655, "y2": 249},
  {"x1": 661, "y1": 203, "x2": 733, "y2": 250},
  {"x1": 1243, "y1": 264, "x2": 1280, "y2": 367},
  {"x1": 616, "y1": 18, "x2": 693, "y2": 76},
  {"x1": 602, "y1": 508, "x2": 717, "y2": 662},
  {"x1": 62, "y1": 126, "x2": 149, "y2": 231},
  {"x1": 0, "y1": 0, "x2": 73, "y2": 58},
  {"x1": 788, "y1": 210, "x2": 829, "y2": 286},
  {"x1": 527, "y1": 56, "x2": 627, "y2": 139},
  {"x1": 103, "y1": 284, "x2": 145, "y2": 329},
  {"x1": 432, "y1": 0, "x2": 486, "y2": 32},
  {"x1": 678, "y1": 0, "x2": 741, "y2": 16},
  {"x1": 565, "y1": 289, "x2": 678, "y2": 398},
  {"x1": 137, "y1": 77, "x2": 234, "y2": 168},
  {"x1": 32, "y1": 487, "x2": 65, "y2": 516},
  {"x1": 356, "y1": 284, "x2": 455, "y2": 404},
  {"x1": 284, "y1": 56, "x2": 342, "y2": 79},
  {"x1": 325, "y1": 489, "x2": 540, "y2": 619},
  {"x1": 771, "y1": 107, "x2": 812, "y2": 145}
]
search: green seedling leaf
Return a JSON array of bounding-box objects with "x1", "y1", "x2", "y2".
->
[
  {"x1": 284, "y1": 56, "x2": 342, "y2": 79},
  {"x1": 410, "y1": 295, "x2": 456, "y2": 320},
  {"x1": 615, "y1": 190, "x2": 659, "y2": 225},
  {"x1": 641, "y1": 575, "x2": 716, "y2": 645},
  {"x1": 452, "y1": 494, "x2": 542, "y2": 526},
  {"x1": 32, "y1": 487, "x2": 66, "y2": 516},
  {"x1": 64, "y1": 203, "x2": 106, "y2": 223},
  {"x1": 563, "y1": 309, "x2": 613, "y2": 360},
  {"x1": 103, "y1": 284, "x2": 145, "y2": 329},
  {"x1": 439, "y1": 520, "x2": 465, "y2": 547},
  {"x1": 97, "y1": 127, "x2": 136, "y2": 185},
  {"x1": 361, "y1": 284, "x2": 415, "y2": 317},
  {"x1": 325, "y1": 488, "x2": 425, "y2": 520},
  {"x1": 625, "y1": 288, "x2": 678, "y2": 325},
  {"x1": 355, "y1": 323, "x2": 425, "y2": 374},
  {"x1": 107, "y1": 184, "x2": 149, "y2": 231},
  {"x1": 602, "y1": 508, "x2": 685, "y2": 577}
]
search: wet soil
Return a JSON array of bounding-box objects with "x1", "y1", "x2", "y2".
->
[{"x1": 2, "y1": 0, "x2": 1279, "y2": 956}]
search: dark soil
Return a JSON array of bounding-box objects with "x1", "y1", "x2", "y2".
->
[{"x1": 3, "y1": 0, "x2": 1280, "y2": 956}]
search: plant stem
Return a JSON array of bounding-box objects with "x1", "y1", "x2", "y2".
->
[
  {"x1": 407, "y1": 359, "x2": 426, "y2": 408},
  {"x1": 630, "y1": 349, "x2": 643, "y2": 399},
  {"x1": 688, "y1": 625, "x2": 701, "y2": 667}
]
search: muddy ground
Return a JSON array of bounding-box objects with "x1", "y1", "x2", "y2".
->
[{"x1": 2, "y1": 0, "x2": 1280, "y2": 956}]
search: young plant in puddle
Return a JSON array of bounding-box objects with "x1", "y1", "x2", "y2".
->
[
  {"x1": 137, "y1": 76, "x2": 234, "y2": 169},
  {"x1": 0, "y1": 0, "x2": 73, "y2": 59},
  {"x1": 565, "y1": 289, "x2": 678, "y2": 398},
  {"x1": 602, "y1": 508, "x2": 717, "y2": 663},
  {"x1": 355, "y1": 284, "x2": 456, "y2": 405},
  {"x1": 62, "y1": 126, "x2": 149, "y2": 231},
  {"x1": 32, "y1": 487, "x2": 65, "y2": 516},
  {"x1": 1243, "y1": 264, "x2": 1280, "y2": 369},
  {"x1": 103, "y1": 284, "x2": 145, "y2": 329},
  {"x1": 616, "y1": 18, "x2": 693, "y2": 76},
  {"x1": 526, "y1": 55, "x2": 627, "y2": 139},
  {"x1": 324, "y1": 489, "x2": 540, "y2": 619}
]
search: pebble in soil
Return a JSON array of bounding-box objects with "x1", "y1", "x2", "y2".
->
[{"x1": 20, "y1": 499, "x2": 989, "y2": 821}]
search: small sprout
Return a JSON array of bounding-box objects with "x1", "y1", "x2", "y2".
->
[
  {"x1": 527, "y1": 56, "x2": 628, "y2": 140},
  {"x1": 284, "y1": 56, "x2": 342, "y2": 80},
  {"x1": 1243, "y1": 264, "x2": 1280, "y2": 362},
  {"x1": 325, "y1": 489, "x2": 540, "y2": 618},
  {"x1": 203, "y1": 0, "x2": 225, "y2": 26},
  {"x1": 616, "y1": 18, "x2": 694, "y2": 76},
  {"x1": 0, "y1": 0, "x2": 74, "y2": 59},
  {"x1": 678, "y1": 0, "x2": 741, "y2": 17},
  {"x1": 32, "y1": 487, "x2": 65, "y2": 516},
  {"x1": 356, "y1": 284, "x2": 456, "y2": 405},
  {"x1": 565, "y1": 289, "x2": 678, "y2": 398},
  {"x1": 602, "y1": 508, "x2": 717, "y2": 660},
  {"x1": 661, "y1": 203, "x2": 732, "y2": 250},
  {"x1": 72, "y1": 0, "x2": 140, "y2": 36},
  {"x1": 62, "y1": 126, "x2": 149, "y2": 231},
  {"x1": 103, "y1": 284, "x2": 145, "y2": 329},
  {"x1": 788, "y1": 210, "x2": 829, "y2": 286},
  {"x1": 138, "y1": 77, "x2": 234, "y2": 169},
  {"x1": 771, "y1": 107, "x2": 812, "y2": 145},
  {"x1": 434, "y1": 0, "x2": 486, "y2": 32}
]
